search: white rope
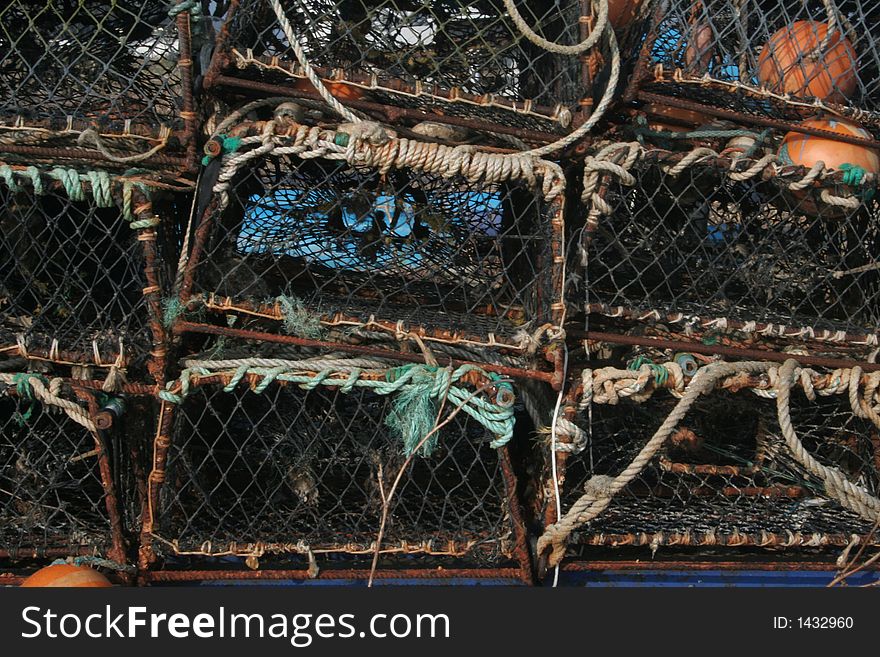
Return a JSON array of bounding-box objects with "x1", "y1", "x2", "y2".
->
[{"x1": 502, "y1": 0, "x2": 608, "y2": 55}]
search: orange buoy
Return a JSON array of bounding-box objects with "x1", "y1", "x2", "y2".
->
[
  {"x1": 757, "y1": 21, "x2": 858, "y2": 103},
  {"x1": 777, "y1": 117, "x2": 878, "y2": 216},
  {"x1": 607, "y1": 0, "x2": 640, "y2": 29},
  {"x1": 292, "y1": 77, "x2": 363, "y2": 101},
  {"x1": 643, "y1": 102, "x2": 709, "y2": 133},
  {"x1": 778, "y1": 117, "x2": 879, "y2": 172},
  {"x1": 21, "y1": 564, "x2": 113, "y2": 588},
  {"x1": 685, "y1": 23, "x2": 714, "y2": 72}
]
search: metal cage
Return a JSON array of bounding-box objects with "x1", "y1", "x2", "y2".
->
[
  {"x1": 0, "y1": 375, "x2": 128, "y2": 566},
  {"x1": 140, "y1": 356, "x2": 531, "y2": 579},
  {"x1": 204, "y1": 0, "x2": 641, "y2": 140},
  {"x1": 0, "y1": 165, "x2": 177, "y2": 383},
  {"x1": 0, "y1": 0, "x2": 198, "y2": 170}
]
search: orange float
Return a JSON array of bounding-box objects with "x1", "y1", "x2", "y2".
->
[
  {"x1": 21, "y1": 564, "x2": 113, "y2": 588},
  {"x1": 643, "y1": 102, "x2": 710, "y2": 133},
  {"x1": 777, "y1": 117, "x2": 878, "y2": 216},
  {"x1": 607, "y1": 0, "x2": 640, "y2": 29},
  {"x1": 757, "y1": 21, "x2": 858, "y2": 103},
  {"x1": 292, "y1": 77, "x2": 363, "y2": 101},
  {"x1": 778, "y1": 117, "x2": 879, "y2": 172}
]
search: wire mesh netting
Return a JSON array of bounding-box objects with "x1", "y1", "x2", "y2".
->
[
  {"x1": 0, "y1": 172, "x2": 173, "y2": 378},
  {"x1": 643, "y1": 0, "x2": 880, "y2": 127},
  {"x1": 0, "y1": 0, "x2": 194, "y2": 162},
  {"x1": 0, "y1": 382, "x2": 121, "y2": 561},
  {"x1": 184, "y1": 148, "x2": 562, "y2": 356},
  {"x1": 560, "y1": 378, "x2": 880, "y2": 553},
  {"x1": 208, "y1": 0, "x2": 614, "y2": 133},
  {"x1": 579, "y1": 154, "x2": 880, "y2": 348},
  {"x1": 147, "y1": 372, "x2": 518, "y2": 568}
]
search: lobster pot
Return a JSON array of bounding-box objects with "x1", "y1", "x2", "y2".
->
[
  {"x1": 580, "y1": 155, "x2": 880, "y2": 354},
  {"x1": 558, "y1": 382, "x2": 880, "y2": 557},
  {"x1": 0, "y1": 169, "x2": 173, "y2": 381},
  {"x1": 182, "y1": 148, "x2": 563, "y2": 365},
  {"x1": 145, "y1": 374, "x2": 520, "y2": 571},
  {"x1": 0, "y1": 378, "x2": 125, "y2": 563},
  {"x1": 643, "y1": 0, "x2": 880, "y2": 127},
  {"x1": 207, "y1": 0, "x2": 613, "y2": 136},
  {"x1": 0, "y1": 0, "x2": 196, "y2": 166}
]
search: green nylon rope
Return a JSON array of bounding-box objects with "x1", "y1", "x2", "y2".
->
[
  {"x1": 0, "y1": 164, "x2": 155, "y2": 225},
  {"x1": 159, "y1": 363, "x2": 516, "y2": 452},
  {"x1": 12, "y1": 372, "x2": 47, "y2": 425}
]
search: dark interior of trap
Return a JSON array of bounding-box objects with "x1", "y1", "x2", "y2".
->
[
  {"x1": 192, "y1": 155, "x2": 554, "y2": 341},
  {"x1": 0, "y1": 184, "x2": 161, "y2": 372},
  {"x1": 582, "y1": 162, "x2": 880, "y2": 335},
  {"x1": 0, "y1": 392, "x2": 113, "y2": 557},
  {"x1": 646, "y1": 0, "x2": 880, "y2": 122},
  {"x1": 0, "y1": 0, "x2": 184, "y2": 133},
  {"x1": 561, "y1": 391, "x2": 880, "y2": 548},
  {"x1": 154, "y1": 381, "x2": 515, "y2": 565}
]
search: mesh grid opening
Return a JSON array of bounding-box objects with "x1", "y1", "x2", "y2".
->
[
  {"x1": 209, "y1": 0, "x2": 599, "y2": 132},
  {"x1": 561, "y1": 388, "x2": 880, "y2": 551},
  {"x1": 0, "y1": 180, "x2": 169, "y2": 377}
]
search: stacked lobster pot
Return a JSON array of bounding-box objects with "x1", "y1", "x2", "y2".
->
[
  {"x1": 140, "y1": 0, "x2": 646, "y2": 584},
  {"x1": 8, "y1": 0, "x2": 879, "y2": 587},
  {"x1": 0, "y1": 0, "x2": 201, "y2": 583},
  {"x1": 537, "y1": 0, "x2": 880, "y2": 579}
]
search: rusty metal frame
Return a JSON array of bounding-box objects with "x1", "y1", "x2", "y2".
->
[
  {"x1": 574, "y1": 154, "x2": 880, "y2": 359},
  {"x1": 0, "y1": 380, "x2": 130, "y2": 568},
  {"x1": 203, "y1": 0, "x2": 597, "y2": 141},
  {"x1": 138, "y1": 371, "x2": 533, "y2": 580},
  {"x1": 0, "y1": 8, "x2": 198, "y2": 173},
  {"x1": 0, "y1": 171, "x2": 170, "y2": 385},
  {"x1": 171, "y1": 128, "x2": 567, "y2": 385},
  {"x1": 537, "y1": 359, "x2": 880, "y2": 574}
]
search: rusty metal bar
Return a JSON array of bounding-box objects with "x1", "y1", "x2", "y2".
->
[
  {"x1": 173, "y1": 321, "x2": 557, "y2": 383},
  {"x1": 498, "y1": 445, "x2": 534, "y2": 584},
  {"x1": 583, "y1": 303, "x2": 880, "y2": 355},
  {"x1": 638, "y1": 91, "x2": 880, "y2": 150},
  {"x1": 144, "y1": 567, "x2": 527, "y2": 583},
  {"x1": 571, "y1": 531, "x2": 880, "y2": 548},
  {"x1": 0, "y1": 143, "x2": 190, "y2": 169},
  {"x1": 212, "y1": 75, "x2": 565, "y2": 144},
  {"x1": 560, "y1": 560, "x2": 872, "y2": 571},
  {"x1": 75, "y1": 388, "x2": 127, "y2": 565},
  {"x1": 175, "y1": 10, "x2": 199, "y2": 172},
  {"x1": 573, "y1": 329, "x2": 880, "y2": 372}
]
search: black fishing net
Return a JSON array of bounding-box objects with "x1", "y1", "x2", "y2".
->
[
  {"x1": 579, "y1": 156, "x2": 880, "y2": 346},
  {"x1": 149, "y1": 376, "x2": 517, "y2": 568},
  {"x1": 561, "y1": 385, "x2": 880, "y2": 553},
  {"x1": 183, "y1": 151, "x2": 562, "y2": 356},
  {"x1": 0, "y1": 384, "x2": 119, "y2": 560},
  {"x1": 0, "y1": 175, "x2": 174, "y2": 379},
  {"x1": 208, "y1": 0, "x2": 605, "y2": 134},
  {"x1": 0, "y1": 0, "x2": 194, "y2": 159},
  {"x1": 644, "y1": 0, "x2": 880, "y2": 128}
]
